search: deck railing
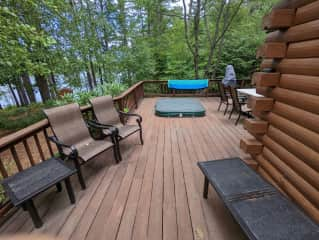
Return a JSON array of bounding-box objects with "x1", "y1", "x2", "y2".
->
[{"x1": 0, "y1": 78, "x2": 250, "y2": 219}]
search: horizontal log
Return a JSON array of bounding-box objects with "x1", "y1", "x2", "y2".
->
[
  {"x1": 267, "y1": 126, "x2": 319, "y2": 173},
  {"x1": 244, "y1": 119, "x2": 268, "y2": 135},
  {"x1": 272, "y1": 101, "x2": 319, "y2": 134},
  {"x1": 258, "y1": 166, "x2": 284, "y2": 193},
  {"x1": 263, "y1": 135, "x2": 319, "y2": 189},
  {"x1": 278, "y1": 58, "x2": 319, "y2": 76},
  {"x1": 287, "y1": 39, "x2": 319, "y2": 58},
  {"x1": 262, "y1": 9, "x2": 295, "y2": 30},
  {"x1": 242, "y1": 158, "x2": 258, "y2": 171},
  {"x1": 265, "y1": 30, "x2": 286, "y2": 43},
  {"x1": 279, "y1": 74, "x2": 319, "y2": 95},
  {"x1": 257, "y1": 43, "x2": 287, "y2": 58},
  {"x1": 268, "y1": 112, "x2": 319, "y2": 153},
  {"x1": 250, "y1": 97, "x2": 274, "y2": 112},
  {"x1": 270, "y1": 87, "x2": 319, "y2": 114},
  {"x1": 273, "y1": 0, "x2": 317, "y2": 9},
  {"x1": 285, "y1": 19, "x2": 319, "y2": 43},
  {"x1": 256, "y1": 154, "x2": 319, "y2": 223},
  {"x1": 294, "y1": 0, "x2": 319, "y2": 25},
  {"x1": 256, "y1": 87, "x2": 273, "y2": 97},
  {"x1": 262, "y1": 146, "x2": 319, "y2": 208},
  {"x1": 240, "y1": 138, "x2": 263, "y2": 155},
  {"x1": 252, "y1": 72, "x2": 280, "y2": 87}
]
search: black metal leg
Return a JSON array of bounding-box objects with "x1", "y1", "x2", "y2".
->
[
  {"x1": 235, "y1": 112, "x2": 241, "y2": 126},
  {"x1": 64, "y1": 178, "x2": 75, "y2": 204},
  {"x1": 56, "y1": 182, "x2": 62, "y2": 192},
  {"x1": 203, "y1": 177, "x2": 209, "y2": 199},
  {"x1": 113, "y1": 145, "x2": 120, "y2": 164},
  {"x1": 25, "y1": 199, "x2": 43, "y2": 228},
  {"x1": 73, "y1": 159, "x2": 86, "y2": 189},
  {"x1": 217, "y1": 101, "x2": 222, "y2": 111},
  {"x1": 224, "y1": 103, "x2": 229, "y2": 115},
  {"x1": 139, "y1": 129, "x2": 144, "y2": 145},
  {"x1": 116, "y1": 138, "x2": 122, "y2": 161},
  {"x1": 21, "y1": 203, "x2": 27, "y2": 211},
  {"x1": 229, "y1": 107, "x2": 234, "y2": 120}
]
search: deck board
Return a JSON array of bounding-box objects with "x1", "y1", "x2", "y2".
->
[{"x1": 0, "y1": 97, "x2": 250, "y2": 240}]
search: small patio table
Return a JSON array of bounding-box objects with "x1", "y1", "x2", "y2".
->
[
  {"x1": 1, "y1": 157, "x2": 76, "y2": 228},
  {"x1": 237, "y1": 88, "x2": 264, "y2": 97}
]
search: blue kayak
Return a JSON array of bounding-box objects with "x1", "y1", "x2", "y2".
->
[{"x1": 168, "y1": 79, "x2": 209, "y2": 90}]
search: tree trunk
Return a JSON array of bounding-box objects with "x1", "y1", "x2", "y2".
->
[
  {"x1": 35, "y1": 74, "x2": 51, "y2": 102},
  {"x1": 99, "y1": 67, "x2": 104, "y2": 84},
  {"x1": 86, "y1": 68, "x2": 94, "y2": 90},
  {"x1": 16, "y1": 84, "x2": 28, "y2": 106},
  {"x1": 193, "y1": 0, "x2": 201, "y2": 79},
  {"x1": 21, "y1": 73, "x2": 36, "y2": 103},
  {"x1": 49, "y1": 71, "x2": 58, "y2": 99},
  {"x1": 90, "y1": 60, "x2": 97, "y2": 87},
  {"x1": 8, "y1": 83, "x2": 20, "y2": 107}
]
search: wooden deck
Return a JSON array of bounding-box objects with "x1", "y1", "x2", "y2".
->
[{"x1": 0, "y1": 97, "x2": 251, "y2": 240}]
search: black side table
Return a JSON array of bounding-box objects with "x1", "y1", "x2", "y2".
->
[{"x1": 1, "y1": 157, "x2": 77, "y2": 228}]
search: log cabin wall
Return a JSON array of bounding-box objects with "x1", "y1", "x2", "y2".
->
[{"x1": 240, "y1": 0, "x2": 319, "y2": 223}]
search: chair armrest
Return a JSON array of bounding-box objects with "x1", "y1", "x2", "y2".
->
[
  {"x1": 47, "y1": 136, "x2": 78, "y2": 159},
  {"x1": 86, "y1": 120, "x2": 119, "y2": 139},
  {"x1": 118, "y1": 111, "x2": 142, "y2": 123}
]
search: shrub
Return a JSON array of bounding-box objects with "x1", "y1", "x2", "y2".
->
[{"x1": 0, "y1": 82, "x2": 127, "y2": 131}]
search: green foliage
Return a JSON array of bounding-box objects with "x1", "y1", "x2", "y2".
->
[{"x1": 0, "y1": 82, "x2": 127, "y2": 131}]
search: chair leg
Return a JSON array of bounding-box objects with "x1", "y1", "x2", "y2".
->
[
  {"x1": 113, "y1": 145, "x2": 120, "y2": 164},
  {"x1": 229, "y1": 107, "x2": 234, "y2": 120},
  {"x1": 235, "y1": 112, "x2": 241, "y2": 125},
  {"x1": 224, "y1": 103, "x2": 229, "y2": 115},
  {"x1": 217, "y1": 101, "x2": 222, "y2": 111},
  {"x1": 73, "y1": 159, "x2": 86, "y2": 189},
  {"x1": 64, "y1": 177, "x2": 75, "y2": 204},
  {"x1": 139, "y1": 129, "x2": 144, "y2": 145},
  {"x1": 56, "y1": 182, "x2": 62, "y2": 192}
]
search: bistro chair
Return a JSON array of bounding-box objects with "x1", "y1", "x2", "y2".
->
[
  {"x1": 229, "y1": 87, "x2": 252, "y2": 125},
  {"x1": 217, "y1": 82, "x2": 232, "y2": 115},
  {"x1": 90, "y1": 96, "x2": 143, "y2": 158},
  {"x1": 44, "y1": 103, "x2": 120, "y2": 189}
]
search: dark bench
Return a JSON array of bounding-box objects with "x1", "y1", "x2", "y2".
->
[
  {"x1": 198, "y1": 158, "x2": 319, "y2": 240},
  {"x1": 1, "y1": 157, "x2": 76, "y2": 228}
]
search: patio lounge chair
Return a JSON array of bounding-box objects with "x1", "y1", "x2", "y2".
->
[
  {"x1": 90, "y1": 96, "x2": 143, "y2": 158},
  {"x1": 44, "y1": 103, "x2": 120, "y2": 189}
]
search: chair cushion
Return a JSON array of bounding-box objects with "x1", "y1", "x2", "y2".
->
[{"x1": 103, "y1": 124, "x2": 140, "y2": 139}]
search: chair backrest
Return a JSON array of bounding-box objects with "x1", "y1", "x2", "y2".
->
[
  {"x1": 229, "y1": 87, "x2": 241, "y2": 112},
  {"x1": 44, "y1": 103, "x2": 91, "y2": 146},
  {"x1": 218, "y1": 82, "x2": 228, "y2": 102},
  {"x1": 90, "y1": 96, "x2": 121, "y2": 126}
]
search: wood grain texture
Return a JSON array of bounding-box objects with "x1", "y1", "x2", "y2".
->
[
  {"x1": 287, "y1": 39, "x2": 319, "y2": 58},
  {"x1": 294, "y1": 0, "x2": 319, "y2": 25},
  {"x1": 262, "y1": 9, "x2": 295, "y2": 30},
  {"x1": 240, "y1": 138, "x2": 263, "y2": 155},
  {"x1": 258, "y1": 43, "x2": 287, "y2": 58},
  {"x1": 253, "y1": 72, "x2": 280, "y2": 87},
  {"x1": 278, "y1": 58, "x2": 319, "y2": 76},
  {"x1": 279, "y1": 74, "x2": 319, "y2": 95},
  {"x1": 0, "y1": 97, "x2": 250, "y2": 240}
]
